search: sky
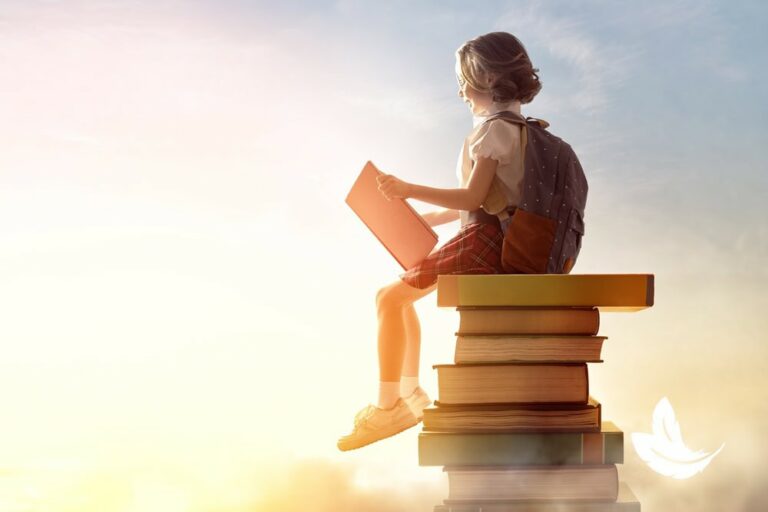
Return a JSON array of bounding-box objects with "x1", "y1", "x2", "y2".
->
[{"x1": 0, "y1": 0, "x2": 767, "y2": 510}]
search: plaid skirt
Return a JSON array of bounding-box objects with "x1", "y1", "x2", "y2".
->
[{"x1": 400, "y1": 221, "x2": 504, "y2": 289}]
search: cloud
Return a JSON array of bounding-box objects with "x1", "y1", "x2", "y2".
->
[
  {"x1": 341, "y1": 86, "x2": 456, "y2": 131},
  {"x1": 620, "y1": 0, "x2": 751, "y2": 84},
  {"x1": 622, "y1": 0, "x2": 719, "y2": 31},
  {"x1": 496, "y1": 4, "x2": 638, "y2": 116},
  {"x1": 251, "y1": 459, "x2": 444, "y2": 512},
  {"x1": 7, "y1": 452, "x2": 767, "y2": 512},
  {"x1": 0, "y1": 458, "x2": 445, "y2": 512}
]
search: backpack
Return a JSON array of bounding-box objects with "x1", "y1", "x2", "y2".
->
[{"x1": 482, "y1": 111, "x2": 588, "y2": 274}]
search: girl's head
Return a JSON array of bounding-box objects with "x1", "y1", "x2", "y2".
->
[{"x1": 455, "y1": 32, "x2": 541, "y2": 113}]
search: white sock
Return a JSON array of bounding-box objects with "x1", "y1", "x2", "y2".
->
[
  {"x1": 377, "y1": 381, "x2": 400, "y2": 409},
  {"x1": 400, "y1": 376, "x2": 419, "y2": 398}
]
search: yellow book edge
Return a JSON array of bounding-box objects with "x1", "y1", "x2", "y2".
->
[{"x1": 437, "y1": 274, "x2": 654, "y2": 311}]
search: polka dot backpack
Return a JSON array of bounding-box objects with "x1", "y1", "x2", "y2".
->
[{"x1": 484, "y1": 111, "x2": 587, "y2": 274}]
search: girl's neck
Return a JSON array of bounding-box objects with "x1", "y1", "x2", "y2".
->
[{"x1": 483, "y1": 100, "x2": 521, "y2": 116}]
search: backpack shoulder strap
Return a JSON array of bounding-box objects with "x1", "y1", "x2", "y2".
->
[
  {"x1": 482, "y1": 111, "x2": 531, "y2": 175},
  {"x1": 484, "y1": 111, "x2": 526, "y2": 125},
  {"x1": 525, "y1": 117, "x2": 550, "y2": 129},
  {"x1": 482, "y1": 112, "x2": 549, "y2": 164},
  {"x1": 480, "y1": 111, "x2": 531, "y2": 222},
  {"x1": 483, "y1": 111, "x2": 549, "y2": 127}
]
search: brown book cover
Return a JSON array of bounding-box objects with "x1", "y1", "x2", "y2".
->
[
  {"x1": 434, "y1": 363, "x2": 589, "y2": 405},
  {"x1": 455, "y1": 335, "x2": 606, "y2": 363},
  {"x1": 446, "y1": 465, "x2": 618, "y2": 502},
  {"x1": 458, "y1": 307, "x2": 600, "y2": 336},
  {"x1": 423, "y1": 397, "x2": 601, "y2": 433},
  {"x1": 345, "y1": 161, "x2": 438, "y2": 270},
  {"x1": 434, "y1": 482, "x2": 639, "y2": 512}
]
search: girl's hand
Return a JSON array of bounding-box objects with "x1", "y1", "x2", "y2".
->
[{"x1": 376, "y1": 174, "x2": 412, "y2": 201}]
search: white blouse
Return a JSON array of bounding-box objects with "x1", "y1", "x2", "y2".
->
[{"x1": 456, "y1": 101, "x2": 525, "y2": 226}]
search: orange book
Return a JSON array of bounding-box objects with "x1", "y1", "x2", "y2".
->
[
  {"x1": 434, "y1": 363, "x2": 589, "y2": 405},
  {"x1": 457, "y1": 307, "x2": 600, "y2": 336},
  {"x1": 422, "y1": 397, "x2": 602, "y2": 433},
  {"x1": 346, "y1": 161, "x2": 438, "y2": 270}
]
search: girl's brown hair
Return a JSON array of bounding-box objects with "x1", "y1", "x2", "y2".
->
[{"x1": 456, "y1": 32, "x2": 542, "y2": 104}]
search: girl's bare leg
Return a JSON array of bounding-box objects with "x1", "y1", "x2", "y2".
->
[
  {"x1": 376, "y1": 280, "x2": 436, "y2": 382},
  {"x1": 337, "y1": 279, "x2": 436, "y2": 451},
  {"x1": 401, "y1": 303, "x2": 421, "y2": 378}
]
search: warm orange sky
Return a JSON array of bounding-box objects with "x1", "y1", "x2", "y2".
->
[{"x1": 1, "y1": 1, "x2": 767, "y2": 511}]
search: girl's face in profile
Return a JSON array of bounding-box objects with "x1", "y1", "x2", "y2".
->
[{"x1": 455, "y1": 59, "x2": 493, "y2": 116}]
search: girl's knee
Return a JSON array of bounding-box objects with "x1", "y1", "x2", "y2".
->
[
  {"x1": 376, "y1": 280, "x2": 434, "y2": 313},
  {"x1": 376, "y1": 284, "x2": 398, "y2": 313},
  {"x1": 376, "y1": 281, "x2": 409, "y2": 312}
]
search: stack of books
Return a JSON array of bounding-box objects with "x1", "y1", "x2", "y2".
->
[{"x1": 420, "y1": 274, "x2": 654, "y2": 512}]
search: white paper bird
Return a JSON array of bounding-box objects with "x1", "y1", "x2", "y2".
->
[{"x1": 631, "y1": 397, "x2": 724, "y2": 479}]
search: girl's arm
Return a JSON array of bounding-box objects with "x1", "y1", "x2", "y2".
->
[
  {"x1": 377, "y1": 156, "x2": 498, "y2": 211},
  {"x1": 421, "y1": 209, "x2": 460, "y2": 227}
]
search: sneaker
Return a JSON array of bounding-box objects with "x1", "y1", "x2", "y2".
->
[
  {"x1": 337, "y1": 399, "x2": 419, "y2": 451},
  {"x1": 403, "y1": 386, "x2": 432, "y2": 420}
]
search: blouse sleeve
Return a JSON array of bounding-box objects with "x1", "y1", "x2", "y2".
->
[{"x1": 469, "y1": 119, "x2": 519, "y2": 165}]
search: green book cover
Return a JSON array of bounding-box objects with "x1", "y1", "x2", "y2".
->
[{"x1": 419, "y1": 422, "x2": 623, "y2": 467}]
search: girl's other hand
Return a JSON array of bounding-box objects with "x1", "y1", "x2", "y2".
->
[
  {"x1": 421, "y1": 211, "x2": 444, "y2": 227},
  {"x1": 376, "y1": 174, "x2": 412, "y2": 201},
  {"x1": 422, "y1": 209, "x2": 460, "y2": 227}
]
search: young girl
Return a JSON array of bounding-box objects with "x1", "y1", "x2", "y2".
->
[{"x1": 338, "y1": 32, "x2": 542, "y2": 451}]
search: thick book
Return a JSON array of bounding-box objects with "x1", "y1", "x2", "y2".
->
[
  {"x1": 418, "y1": 422, "x2": 623, "y2": 467},
  {"x1": 446, "y1": 465, "x2": 618, "y2": 502},
  {"x1": 455, "y1": 335, "x2": 606, "y2": 363},
  {"x1": 457, "y1": 307, "x2": 600, "y2": 336},
  {"x1": 434, "y1": 483, "x2": 639, "y2": 512},
  {"x1": 346, "y1": 161, "x2": 438, "y2": 270},
  {"x1": 422, "y1": 397, "x2": 601, "y2": 433},
  {"x1": 438, "y1": 274, "x2": 654, "y2": 311},
  {"x1": 435, "y1": 363, "x2": 588, "y2": 405}
]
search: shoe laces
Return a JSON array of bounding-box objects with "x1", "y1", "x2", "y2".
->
[{"x1": 354, "y1": 405, "x2": 376, "y2": 426}]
